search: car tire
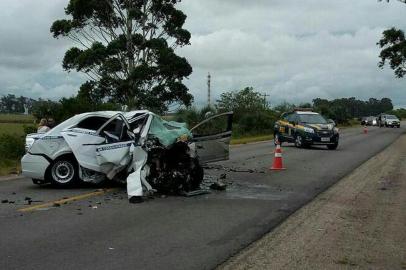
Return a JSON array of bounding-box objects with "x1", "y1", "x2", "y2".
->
[
  {"x1": 48, "y1": 157, "x2": 79, "y2": 187},
  {"x1": 274, "y1": 133, "x2": 283, "y2": 146},
  {"x1": 327, "y1": 143, "x2": 338, "y2": 150},
  {"x1": 294, "y1": 135, "x2": 304, "y2": 148}
]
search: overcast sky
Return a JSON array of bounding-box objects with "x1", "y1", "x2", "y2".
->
[{"x1": 1, "y1": 0, "x2": 406, "y2": 107}]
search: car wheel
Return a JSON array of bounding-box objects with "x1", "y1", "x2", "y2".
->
[
  {"x1": 294, "y1": 135, "x2": 303, "y2": 148},
  {"x1": 327, "y1": 143, "x2": 338, "y2": 150},
  {"x1": 49, "y1": 158, "x2": 78, "y2": 187},
  {"x1": 274, "y1": 133, "x2": 283, "y2": 146}
]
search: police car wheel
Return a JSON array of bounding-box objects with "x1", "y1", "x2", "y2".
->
[
  {"x1": 294, "y1": 135, "x2": 303, "y2": 148},
  {"x1": 274, "y1": 134, "x2": 283, "y2": 146},
  {"x1": 48, "y1": 157, "x2": 79, "y2": 187}
]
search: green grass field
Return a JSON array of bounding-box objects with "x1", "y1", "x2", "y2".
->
[
  {"x1": 0, "y1": 113, "x2": 35, "y2": 124},
  {"x1": 0, "y1": 123, "x2": 26, "y2": 136},
  {"x1": 230, "y1": 134, "x2": 274, "y2": 145},
  {"x1": 0, "y1": 114, "x2": 35, "y2": 176}
]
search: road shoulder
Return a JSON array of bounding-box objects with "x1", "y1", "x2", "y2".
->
[
  {"x1": 219, "y1": 134, "x2": 406, "y2": 270},
  {"x1": 0, "y1": 174, "x2": 24, "y2": 182}
]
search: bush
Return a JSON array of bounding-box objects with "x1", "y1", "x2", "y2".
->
[
  {"x1": 232, "y1": 110, "x2": 278, "y2": 137},
  {"x1": 174, "y1": 106, "x2": 216, "y2": 128},
  {"x1": 175, "y1": 106, "x2": 278, "y2": 138},
  {"x1": 0, "y1": 133, "x2": 25, "y2": 160},
  {"x1": 23, "y1": 125, "x2": 37, "y2": 135}
]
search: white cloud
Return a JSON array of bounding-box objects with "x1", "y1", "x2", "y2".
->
[
  {"x1": 0, "y1": 0, "x2": 406, "y2": 108},
  {"x1": 178, "y1": 0, "x2": 406, "y2": 107}
]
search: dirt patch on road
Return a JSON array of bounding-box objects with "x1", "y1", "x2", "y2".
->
[{"x1": 219, "y1": 135, "x2": 406, "y2": 270}]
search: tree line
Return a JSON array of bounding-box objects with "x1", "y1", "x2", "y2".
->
[
  {"x1": 0, "y1": 94, "x2": 35, "y2": 114},
  {"x1": 175, "y1": 87, "x2": 400, "y2": 138},
  {"x1": 312, "y1": 97, "x2": 394, "y2": 123}
]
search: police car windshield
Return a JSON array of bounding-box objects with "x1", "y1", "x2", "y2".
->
[
  {"x1": 386, "y1": 115, "x2": 398, "y2": 119},
  {"x1": 298, "y1": 114, "x2": 327, "y2": 124}
]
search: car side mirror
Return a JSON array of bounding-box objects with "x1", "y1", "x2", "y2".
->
[{"x1": 328, "y1": 119, "x2": 336, "y2": 126}]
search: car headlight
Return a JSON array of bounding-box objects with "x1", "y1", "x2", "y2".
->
[
  {"x1": 25, "y1": 138, "x2": 35, "y2": 152},
  {"x1": 303, "y1": 127, "x2": 315, "y2": 134}
]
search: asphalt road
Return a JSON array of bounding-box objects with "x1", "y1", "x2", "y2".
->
[{"x1": 0, "y1": 125, "x2": 405, "y2": 270}]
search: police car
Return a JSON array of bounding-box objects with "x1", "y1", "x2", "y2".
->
[{"x1": 274, "y1": 110, "x2": 339, "y2": 150}]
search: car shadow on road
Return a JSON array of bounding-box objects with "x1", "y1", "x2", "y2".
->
[{"x1": 281, "y1": 144, "x2": 335, "y2": 151}]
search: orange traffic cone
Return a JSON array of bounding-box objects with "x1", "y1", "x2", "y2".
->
[
  {"x1": 363, "y1": 125, "x2": 368, "y2": 134},
  {"x1": 270, "y1": 143, "x2": 285, "y2": 170}
]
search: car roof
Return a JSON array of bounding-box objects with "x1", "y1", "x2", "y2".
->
[{"x1": 74, "y1": 110, "x2": 151, "y2": 119}]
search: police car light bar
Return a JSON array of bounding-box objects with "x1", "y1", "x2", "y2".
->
[{"x1": 293, "y1": 108, "x2": 314, "y2": 112}]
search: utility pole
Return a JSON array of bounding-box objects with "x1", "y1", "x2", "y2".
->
[
  {"x1": 207, "y1": 72, "x2": 211, "y2": 107},
  {"x1": 261, "y1": 92, "x2": 270, "y2": 108}
]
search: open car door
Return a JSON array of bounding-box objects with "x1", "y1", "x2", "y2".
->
[{"x1": 190, "y1": 112, "x2": 233, "y2": 164}]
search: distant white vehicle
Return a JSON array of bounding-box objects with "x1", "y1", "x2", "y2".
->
[
  {"x1": 21, "y1": 110, "x2": 233, "y2": 199},
  {"x1": 382, "y1": 114, "x2": 400, "y2": 128}
]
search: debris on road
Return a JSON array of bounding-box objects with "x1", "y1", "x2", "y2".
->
[
  {"x1": 203, "y1": 164, "x2": 265, "y2": 174},
  {"x1": 180, "y1": 189, "x2": 210, "y2": 197},
  {"x1": 210, "y1": 182, "x2": 227, "y2": 191}
]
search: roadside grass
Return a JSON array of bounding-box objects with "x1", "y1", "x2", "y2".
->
[
  {"x1": 231, "y1": 134, "x2": 273, "y2": 145},
  {"x1": 0, "y1": 159, "x2": 21, "y2": 176},
  {"x1": 337, "y1": 119, "x2": 360, "y2": 129},
  {"x1": 0, "y1": 115, "x2": 33, "y2": 176},
  {"x1": 0, "y1": 123, "x2": 26, "y2": 135},
  {"x1": 0, "y1": 113, "x2": 35, "y2": 124}
]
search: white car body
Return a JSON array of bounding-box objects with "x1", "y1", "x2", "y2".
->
[{"x1": 21, "y1": 110, "x2": 233, "y2": 196}]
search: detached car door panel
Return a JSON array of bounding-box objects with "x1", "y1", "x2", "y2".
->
[
  {"x1": 94, "y1": 113, "x2": 133, "y2": 173},
  {"x1": 191, "y1": 112, "x2": 233, "y2": 164},
  {"x1": 61, "y1": 128, "x2": 105, "y2": 172},
  {"x1": 62, "y1": 113, "x2": 134, "y2": 174}
]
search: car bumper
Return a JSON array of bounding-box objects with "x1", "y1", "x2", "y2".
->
[
  {"x1": 303, "y1": 133, "x2": 339, "y2": 145},
  {"x1": 386, "y1": 123, "x2": 400, "y2": 127},
  {"x1": 21, "y1": 153, "x2": 50, "y2": 180}
]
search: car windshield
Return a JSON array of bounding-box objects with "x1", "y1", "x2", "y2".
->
[
  {"x1": 298, "y1": 113, "x2": 327, "y2": 124},
  {"x1": 48, "y1": 115, "x2": 83, "y2": 134},
  {"x1": 386, "y1": 115, "x2": 398, "y2": 119}
]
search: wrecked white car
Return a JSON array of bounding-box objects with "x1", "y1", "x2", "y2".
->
[{"x1": 21, "y1": 110, "x2": 233, "y2": 200}]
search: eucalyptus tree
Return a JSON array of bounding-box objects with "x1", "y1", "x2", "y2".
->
[
  {"x1": 51, "y1": 0, "x2": 193, "y2": 113},
  {"x1": 377, "y1": 0, "x2": 406, "y2": 78}
]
